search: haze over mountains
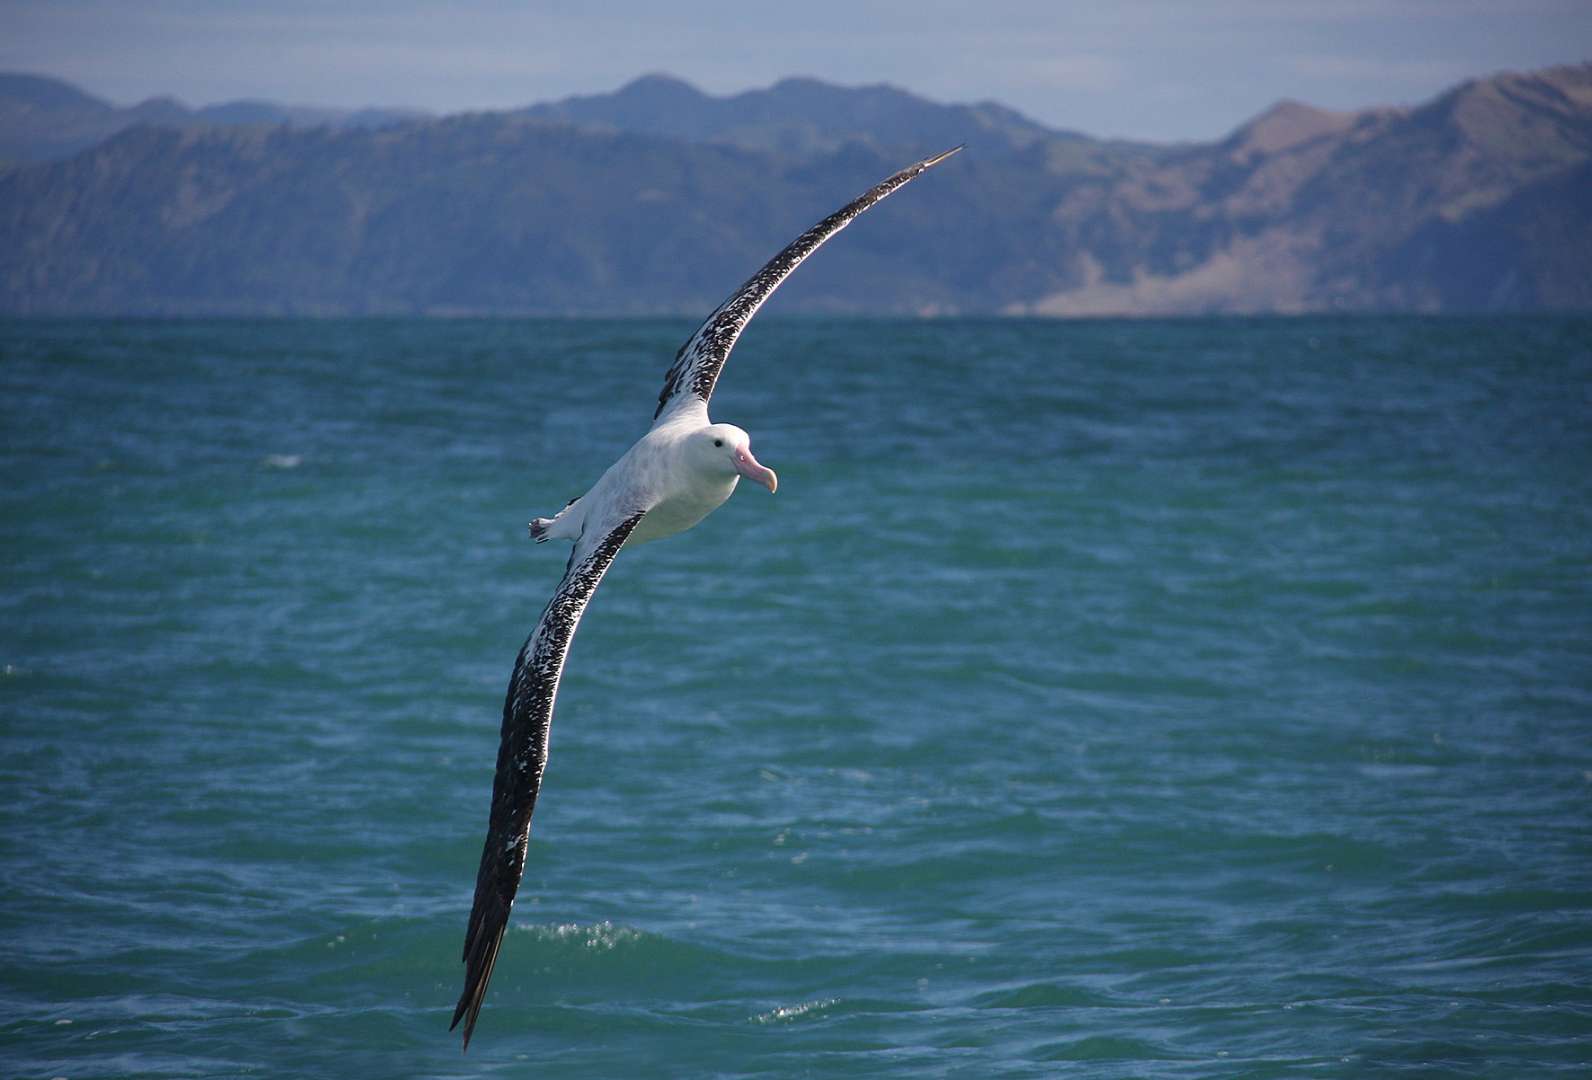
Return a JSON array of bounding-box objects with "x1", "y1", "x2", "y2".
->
[{"x1": 1, "y1": 65, "x2": 1589, "y2": 316}]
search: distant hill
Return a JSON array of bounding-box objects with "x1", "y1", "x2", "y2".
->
[
  {"x1": 1, "y1": 65, "x2": 1589, "y2": 315},
  {"x1": 1020, "y1": 64, "x2": 1592, "y2": 314},
  {"x1": 517, "y1": 73, "x2": 1150, "y2": 162},
  {"x1": 0, "y1": 72, "x2": 423, "y2": 165}
]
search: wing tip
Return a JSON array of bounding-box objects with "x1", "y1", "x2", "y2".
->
[
  {"x1": 451, "y1": 928, "x2": 502, "y2": 1052},
  {"x1": 916, "y1": 144, "x2": 965, "y2": 172},
  {"x1": 449, "y1": 989, "x2": 477, "y2": 1051},
  {"x1": 452, "y1": 898, "x2": 510, "y2": 1052}
]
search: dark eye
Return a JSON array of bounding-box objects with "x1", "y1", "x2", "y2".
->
[{"x1": 714, "y1": 439, "x2": 724, "y2": 448}]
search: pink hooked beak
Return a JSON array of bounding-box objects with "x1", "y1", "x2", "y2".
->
[{"x1": 733, "y1": 445, "x2": 778, "y2": 493}]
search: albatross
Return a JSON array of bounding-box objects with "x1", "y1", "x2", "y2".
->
[{"x1": 452, "y1": 145, "x2": 962, "y2": 1048}]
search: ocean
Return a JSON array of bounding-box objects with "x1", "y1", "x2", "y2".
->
[{"x1": 2, "y1": 316, "x2": 1590, "y2": 1078}]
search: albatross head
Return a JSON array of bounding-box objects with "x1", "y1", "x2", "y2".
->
[{"x1": 691, "y1": 424, "x2": 778, "y2": 493}]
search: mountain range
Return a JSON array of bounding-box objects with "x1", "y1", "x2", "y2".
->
[
  {"x1": 0, "y1": 73, "x2": 422, "y2": 165},
  {"x1": 1, "y1": 65, "x2": 1589, "y2": 316}
]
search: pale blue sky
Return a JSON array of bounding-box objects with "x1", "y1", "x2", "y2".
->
[{"x1": 3, "y1": 0, "x2": 1589, "y2": 141}]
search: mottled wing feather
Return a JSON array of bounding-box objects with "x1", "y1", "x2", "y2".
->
[
  {"x1": 452, "y1": 510, "x2": 646, "y2": 1049},
  {"x1": 651, "y1": 145, "x2": 962, "y2": 424}
]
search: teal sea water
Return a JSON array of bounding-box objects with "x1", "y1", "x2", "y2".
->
[{"x1": 3, "y1": 316, "x2": 1590, "y2": 1078}]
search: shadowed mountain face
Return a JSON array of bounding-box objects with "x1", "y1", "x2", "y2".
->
[{"x1": 1, "y1": 66, "x2": 1589, "y2": 315}]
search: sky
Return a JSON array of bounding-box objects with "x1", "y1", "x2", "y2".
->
[{"x1": 4, "y1": 1, "x2": 1591, "y2": 142}]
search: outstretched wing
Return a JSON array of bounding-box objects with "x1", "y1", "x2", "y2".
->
[
  {"x1": 651, "y1": 145, "x2": 962, "y2": 426},
  {"x1": 452, "y1": 509, "x2": 647, "y2": 1050}
]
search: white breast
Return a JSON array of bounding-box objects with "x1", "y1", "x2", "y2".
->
[{"x1": 628, "y1": 472, "x2": 738, "y2": 544}]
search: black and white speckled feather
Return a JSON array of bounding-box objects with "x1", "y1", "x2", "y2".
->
[
  {"x1": 451, "y1": 510, "x2": 645, "y2": 1050},
  {"x1": 652, "y1": 145, "x2": 962, "y2": 425}
]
